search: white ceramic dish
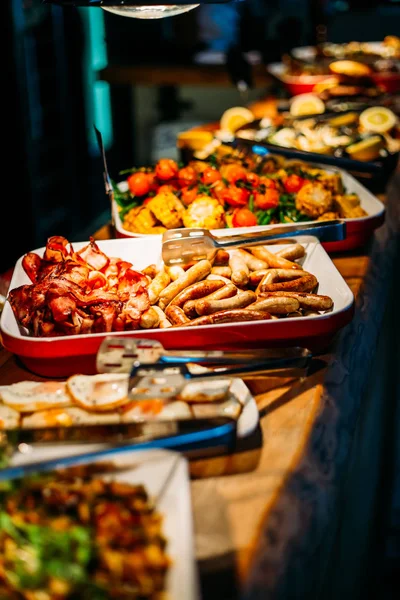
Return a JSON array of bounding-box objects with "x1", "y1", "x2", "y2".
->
[
  {"x1": 112, "y1": 163, "x2": 385, "y2": 252},
  {"x1": 4, "y1": 448, "x2": 200, "y2": 600},
  {"x1": 0, "y1": 235, "x2": 354, "y2": 377}
]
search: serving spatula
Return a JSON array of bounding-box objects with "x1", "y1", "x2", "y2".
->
[{"x1": 161, "y1": 220, "x2": 346, "y2": 266}]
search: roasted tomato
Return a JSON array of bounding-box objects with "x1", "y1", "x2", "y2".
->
[
  {"x1": 180, "y1": 185, "x2": 199, "y2": 205},
  {"x1": 246, "y1": 172, "x2": 260, "y2": 188},
  {"x1": 283, "y1": 174, "x2": 305, "y2": 194},
  {"x1": 178, "y1": 166, "x2": 197, "y2": 188},
  {"x1": 221, "y1": 185, "x2": 250, "y2": 207},
  {"x1": 232, "y1": 207, "x2": 258, "y2": 228},
  {"x1": 254, "y1": 189, "x2": 280, "y2": 210},
  {"x1": 155, "y1": 158, "x2": 179, "y2": 181},
  {"x1": 201, "y1": 167, "x2": 222, "y2": 185},
  {"x1": 210, "y1": 180, "x2": 227, "y2": 204},
  {"x1": 127, "y1": 172, "x2": 151, "y2": 197},
  {"x1": 259, "y1": 177, "x2": 277, "y2": 190},
  {"x1": 157, "y1": 183, "x2": 180, "y2": 194},
  {"x1": 220, "y1": 164, "x2": 248, "y2": 184}
]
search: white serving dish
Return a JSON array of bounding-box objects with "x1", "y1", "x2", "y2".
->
[
  {"x1": 4, "y1": 448, "x2": 200, "y2": 600},
  {"x1": 0, "y1": 235, "x2": 354, "y2": 378}
]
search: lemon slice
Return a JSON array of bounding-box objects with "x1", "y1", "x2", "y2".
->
[
  {"x1": 359, "y1": 106, "x2": 398, "y2": 134},
  {"x1": 329, "y1": 60, "x2": 372, "y2": 77},
  {"x1": 346, "y1": 136, "x2": 385, "y2": 161},
  {"x1": 220, "y1": 106, "x2": 255, "y2": 133},
  {"x1": 290, "y1": 94, "x2": 325, "y2": 117},
  {"x1": 177, "y1": 130, "x2": 214, "y2": 150}
]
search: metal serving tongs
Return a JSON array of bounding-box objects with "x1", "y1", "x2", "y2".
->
[
  {"x1": 94, "y1": 125, "x2": 115, "y2": 226},
  {"x1": 161, "y1": 220, "x2": 346, "y2": 266},
  {"x1": 96, "y1": 337, "x2": 313, "y2": 400}
]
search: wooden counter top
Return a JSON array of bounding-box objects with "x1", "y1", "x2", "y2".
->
[{"x1": 0, "y1": 167, "x2": 399, "y2": 599}]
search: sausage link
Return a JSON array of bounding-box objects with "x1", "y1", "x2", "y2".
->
[
  {"x1": 214, "y1": 249, "x2": 230, "y2": 265},
  {"x1": 169, "y1": 279, "x2": 225, "y2": 309},
  {"x1": 276, "y1": 244, "x2": 306, "y2": 261},
  {"x1": 165, "y1": 305, "x2": 191, "y2": 326},
  {"x1": 235, "y1": 248, "x2": 268, "y2": 271},
  {"x1": 139, "y1": 307, "x2": 160, "y2": 329},
  {"x1": 195, "y1": 290, "x2": 256, "y2": 316},
  {"x1": 259, "y1": 273, "x2": 318, "y2": 293},
  {"x1": 183, "y1": 283, "x2": 237, "y2": 318},
  {"x1": 229, "y1": 251, "x2": 249, "y2": 287},
  {"x1": 148, "y1": 269, "x2": 171, "y2": 304},
  {"x1": 181, "y1": 309, "x2": 271, "y2": 327},
  {"x1": 246, "y1": 297, "x2": 300, "y2": 314},
  {"x1": 167, "y1": 265, "x2": 186, "y2": 281},
  {"x1": 258, "y1": 291, "x2": 333, "y2": 311},
  {"x1": 251, "y1": 246, "x2": 301, "y2": 270},
  {"x1": 142, "y1": 264, "x2": 158, "y2": 279},
  {"x1": 152, "y1": 306, "x2": 172, "y2": 328},
  {"x1": 211, "y1": 266, "x2": 232, "y2": 278},
  {"x1": 206, "y1": 273, "x2": 232, "y2": 285},
  {"x1": 158, "y1": 260, "x2": 212, "y2": 310},
  {"x1": 255, "y1": 269, "x2": 309, "y2": 293}
]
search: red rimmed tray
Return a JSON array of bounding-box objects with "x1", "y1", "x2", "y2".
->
[
  {"x1": 113, "y1": 162, "x2": 386, "y2": 254},
  {"x1": 0, "y1": 236, "x2": 354, "y2": 378}
]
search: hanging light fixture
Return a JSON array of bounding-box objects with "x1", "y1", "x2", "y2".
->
[{"x1": 43, "y1": 1, "x2": 233, "y2": 20}]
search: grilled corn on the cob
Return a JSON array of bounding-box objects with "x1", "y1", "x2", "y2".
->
[{"x1": 147, "y1": 192, "x2": 185, "y2": 228}]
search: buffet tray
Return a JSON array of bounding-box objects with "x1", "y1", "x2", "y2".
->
[
  {"x1": 113, "y1": 161, "x2": 385, "y2": 253},
  {"x1": 0, "y1": 236, "x2": 354, "y2": 377},
  {"x1": 2, "y1": 448, "x2": 201, "y2": 600}
]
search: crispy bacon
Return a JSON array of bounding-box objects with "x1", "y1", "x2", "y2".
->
[{"x1": 8, "y1": 237, "x2": 151, "y2": 337}]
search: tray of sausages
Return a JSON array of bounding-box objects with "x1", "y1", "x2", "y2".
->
[{"x1": 0, "y1": 235, "x2": 354, "y2": 378}]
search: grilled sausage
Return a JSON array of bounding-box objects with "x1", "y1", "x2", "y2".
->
[
  {"x1": 276, "y1": 244, "x2": 306, "y2": 262},
  {"x1": 259, "y1": 272, "x2": 318, "y2": 293},
  {"x1": 211, "y1": 266, "x2": 232, "y2": 278},
  {"x1": 167, "y1": 265, "x2": 186, "y2": 281},
  {"x1": 235, "y1": 248, "x2": 268, "y2": 271},
  {"x1": 214, "y1": 249, "x2": 230, "y2": 265},
  {"x1": 206, "y1": 273, "x2": 232, "y2": 285},
  {"x1": 165, "y1": 305, "x2": 191, "y2": 325},
  {"x1": 169, "y1": 279, "x2": 225, "y2": 308},
  {"x1": 195, "y1": 290, "x2": 256, "y2": 316},
  {"x1": 182, "y1": 309, "x2": 271, "y2": 327},
  {"x1": 148, "y1": 269, "x2": 171, "y2": 304},
  {"x1": 152, "y1": 306, "x2": 172, "y2": 328},
  {"x1": 229, "y1": 251, "x2": 250, "y2": 286},
  {"x1": 258, "y1": 291, "x2": 333, "y2": 311},
  {"x1": 142, "y1": 264, "x2": 158, "y2": 279},
  {"x1": 251, "y1": 246, "x2": 301, "y2": 270},
  {"x1": 139, "y1": 307, "x2": 160, "y2": 329},
  {"x1": 183, "y1": 283, "x2": 238, "y2": 318},
  {"x1": 158, "y1": 260, "x2": 212, "y2": 310},
  {"x1": 245, "y1": 296, "x2": 300, "y2": 314}
]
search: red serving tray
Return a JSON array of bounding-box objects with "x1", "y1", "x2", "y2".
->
[{"x1": 0, "y1": 237, "x2": 354, "y2": 378}]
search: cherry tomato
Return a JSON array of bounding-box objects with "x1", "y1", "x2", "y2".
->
[
  {"x1": 232, "y1": 208, "x2": 258, "y2": 228},
  {"x1": 178, "y1": 166, "x2": 197, "y2": 188},
  {"x1": 210, "y1": 180, "x2": 227, "y2": 204},
  {"x1": 147, "y1": 172, "x2": 160, "y2": 193},
  {"x1": 143, "y1": 197, "x2": 152, "y2": 205},
  {"x1": 220, "y1": 164, "x2": 248, "y2": 184},
  {"x1": 157, "y1": 183, "x2": 179, "y2": 194},
  {"x1": 181, "y1": 185, "x2": 198, "y2": 205},
  {"x1": 254, "y1": 189, "x2": 280, "y2": 210},
  {"x1": 246, "y1": 172, "x2": 260, "y2": 188},
  {"x1": 259, "y1": 177, "x2": 277, "y2": 190},
  {"x1": 221, "y1": 185, "x2": 250, "y2": 208},
  {"x1": 127, "y1": 172, "x2": 151, "y2": 197},
  {"x1": 155, "y1": 159, "x2": 179, "y2": 181},
  {"x1": 283, "y1": 174, "x2": 305, "y2": 194},
  {"x1": 201, "y1": 167, "x2": 222, "y2": 185}
]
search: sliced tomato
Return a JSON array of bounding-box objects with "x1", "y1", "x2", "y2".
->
[{"x1": 259, "y1": 177, "x2": 277, "y2": 190}]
